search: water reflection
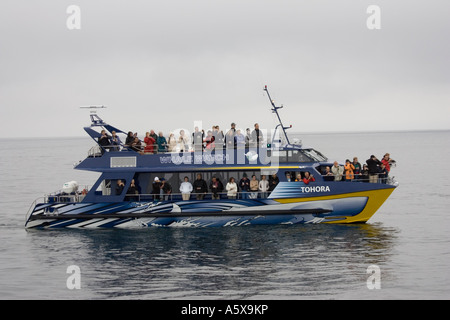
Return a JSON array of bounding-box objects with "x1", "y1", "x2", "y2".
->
[{"x1": 26, "y1": 223, "x2": 399, "y2": 299}]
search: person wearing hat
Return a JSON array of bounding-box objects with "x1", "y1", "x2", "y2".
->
[{"x1": 152, "y1": 177, "x2": 161, "y2": 201}]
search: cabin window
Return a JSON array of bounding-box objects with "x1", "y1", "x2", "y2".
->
[
  {"x1": 272, "y1": 150, "x2": 287, "y2": 162},
  {"x1": 268, "y1": 148, "x2": 328, "y2": 163},
  {"x1": 302, "y1": 149, "x2": 328, "y2": 162}
]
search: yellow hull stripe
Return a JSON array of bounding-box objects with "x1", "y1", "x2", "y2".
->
[{"x1": 274, "y1": 188, "x2": 395, "y2": 223}]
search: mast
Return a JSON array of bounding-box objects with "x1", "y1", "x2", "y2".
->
[
  {"x1": 263, "y1": 86, "x2": 292, "y2": 146},
  {"x1": 80, "y1": 105, "x2": 107, "y2": 125}
]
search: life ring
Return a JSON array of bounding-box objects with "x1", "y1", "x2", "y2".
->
[{"x1": 81, "y1": 189, "x2": 88, "y2": 195}]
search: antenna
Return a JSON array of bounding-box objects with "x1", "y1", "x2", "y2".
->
[
  {"x1": 263, "y1": 86, "x2": 291, "y2": 146},
  {"x1": 80, "y1": 105, "x2": 106, "y2": 113}
]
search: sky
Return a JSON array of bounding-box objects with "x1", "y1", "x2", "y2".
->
[{"x1": 0, "y1": 0, "x2": 449, "y2": 138}]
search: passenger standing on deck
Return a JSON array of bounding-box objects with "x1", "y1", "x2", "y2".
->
[
  {"x1": 157, "y1": 132, "x2": 167, "y2": 153},
  {"x1": 235, "y1": 129, "x2": 245, "y2": 148},
  {"x1": 204, "y1": 130, "x2": 215, "y2": 150},
  {"x1": 331, "y1": 161, "x2": 344, "y2": 181},
  {"x1": 381, "y1": 153, "x2": 394, "y2": 177},
  {"x1": 352, "y1": 157, "x2": 362, "y2": 180},
  {"x1": 249, "y1": 175, "x2": 259, "y2": 199},
  {"x1": 259, "y1": 175, "x2": 269, "y2": 198},
  {"x1": 180, "y1": 176, "x2": 193, "y2": 200},
  {"x1": 245, "y1": 128, "x2": 251, "y2": 148},
  {"x1": 125, "y1": 131, "x2": 134, "y2": 147},
  {"x1": 193, "y1": 174, "x2": 208, "y2": 200},
  {"x1": 239, "y1": 174, "x2": 250, "y2": 199},
  {"x1": 344, "y1": 159, "x2": 355, "y2": 181},
  {"x1": 160, "y1": 178, "x2": 172, "y2": 201},
  {"x1": 210, "y1": 177, "x2": 223, "y2": 200},
  {"x1": 214, "y1": 126, "x2": 224, "y2": 150},
  {"x1": 168, "y1": 133, "x2": 177, "y2": 152},
  {"x1": 144, "y1": 132, "x2": 156, "y2": 154},
  {"x1": 98, "y1": 129, "x2": 111, "y2": 153},
  {"x1": 111, "y1": 131, "x2": 122, "y2": 151},
  {"x1": 366, "y1": 155, "x2": 381, "y2": 183},
  {"x1": 125, "y1": 179, "x2": 139, "y2": 201},
  {"x1": 152, "y1": 177, "x2": 161, "y2": 201},
  {"x1": 149, "y1": 130, "x2": 158, "y2": 143},
  {"x1": 178, "y1": 130, "x2": 189, "y2": 152},
  {"x1": 192, "y1": 127, "x2": 204, "y2": 152},
  {"x1": 226, "y1": 177, "x2": 238, "y2": 199},
  {"x1": 225, "y1": 123, "x2": 237, "y2": 149},
  {"x1": 251, "y1": 123, "x2": 263, "y2": 148},
  {"x1": 268, "y1": 173, "x2": 279, "y2": 193},
  {"x1": 115, "y1": 179, "x2": 125, "y2": 195}
]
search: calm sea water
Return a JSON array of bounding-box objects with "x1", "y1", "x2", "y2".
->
[{"x1": 0, "y1": 131, "x2": 449, "y2": 300}]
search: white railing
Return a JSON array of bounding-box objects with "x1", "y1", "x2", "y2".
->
[{"x1": 25, "y1": 197, "x2": 45, "y2": 222}]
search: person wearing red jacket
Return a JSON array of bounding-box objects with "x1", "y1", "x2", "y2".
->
[
  {"x1": 302, "y1": 172, "x2": 316, "y2": 184},
  {"x1": 381, "y1": 153, "x2": 392, "y2": 173},
  {"x1": 144, "y1": 132, "x2": 156, "y2": 154}
]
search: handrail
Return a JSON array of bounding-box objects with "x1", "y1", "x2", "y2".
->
[
  {"x1": 93, "y1": 142, "x2": 269, "y2": 156},
  {"x1": 123, "y1": 191, "x2": 271, "y2": 202},
  {"x1": 37, "y1": 173, "x2": 397, "y2": 205},
  {"x1": 25, "y1": 197, "x2": 45, "y2": 222},
  {"x1": 321, "y1": 172, "x2": 395, "y2": 183}
]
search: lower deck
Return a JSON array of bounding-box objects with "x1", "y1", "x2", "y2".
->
[{"x1": 25, "y1": 183, "x2": 396, "y2": 228}]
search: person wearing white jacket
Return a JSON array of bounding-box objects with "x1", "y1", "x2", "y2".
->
[
  {"x1": 258, "y1": 175, "x2": 269, "y2": 199},
  {"x1": 226, "y1": 177, "x2": 238, "y2": 199},
  {"x1": 179, "y1": 176, "x2": 193, "y2": 200}
]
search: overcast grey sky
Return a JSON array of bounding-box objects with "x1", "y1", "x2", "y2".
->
[{"x1": 0, "y1": 0, "x2": 449, "y2": 138}]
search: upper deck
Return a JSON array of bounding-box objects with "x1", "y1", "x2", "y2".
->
[
  {"x1": 75, "y1": 144, "x2": 328, "y2": 173},
  {"x1": 76, "y1": 86, "x2": 329, "y2": 174}
]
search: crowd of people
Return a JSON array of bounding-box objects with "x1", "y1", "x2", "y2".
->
[
  {"x1": 161, "y1": 173, "x2": 280, "y2": 201},
  {"x1": 118, "y1": 173, "x2": 281, "y2": 201},
  {"x1": 116, "y1": 153, "x2": 394, "y2": 202},
  {"x1": 321, "y1": 153, "x2": 395, "y2": 183},
  {"x1": 98, "y1": 122, "x2": 266, "y2": 154}
]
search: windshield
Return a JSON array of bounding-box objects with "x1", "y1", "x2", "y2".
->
[{"x1": 302, "y1": 149, "x2": 328, "y2": 162}]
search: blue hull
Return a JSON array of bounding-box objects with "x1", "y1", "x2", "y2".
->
[{"x1": 25, "y1": 195, "x2": 373, "y2": 228}]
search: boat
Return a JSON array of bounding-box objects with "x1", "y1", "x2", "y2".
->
[{"x1": 25, "y1": 87, "x2": 398, "y2": 229}]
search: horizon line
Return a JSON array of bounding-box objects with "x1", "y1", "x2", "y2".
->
[{"x1": 1, "y1": 128, "x2": 449, "y2": 141}]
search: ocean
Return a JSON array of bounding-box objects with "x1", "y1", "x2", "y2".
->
[{"x1": 0, "y1": 130, "x2": 449, "y2": 300}]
